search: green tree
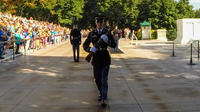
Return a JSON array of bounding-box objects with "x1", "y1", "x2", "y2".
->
[
  {"x1": 176, "y1": 0, "x2": 195, "y2": 19},
  {"x1": 137, "y1": 0, "x2": 177, "y2": 29},
  {"x1": 195, "y1": 9, "x2": 200, "y2": 18},
  {"x1": 137, "y1": 0, "x2": 178, "y2": 40},
  {"x1": 0, "y1": 0, "x2": 5, "y2": 12},
  {"x1": 100, "y1": 0, "x2": 138, "y2": 29},
  {"x1": 79, "y1": 0, "x2": 98, "y2": 29},
  {"x1": 80, "y1": 0, "x2": 138, "y2": 29},
  {"x1": 136, "y1": 0, "x2": 151, "y2": 29},
  {"x1": 0, "y1": 0, "x2": 25, "y2": 14},
  {"x1": 160, "y1": 0, "x2": 178, "y2": 40},
  {"x1": 0, "y1": 0, "x2": 84, "y2": 26},
  {"x1": 53, "y1": 0, "x2": 84, "y2": 25}
]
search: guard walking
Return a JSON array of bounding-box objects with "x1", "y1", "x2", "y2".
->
[
  {"x1": 113, "y1": 26, "x2": 120, "y2": 52},
  {"x1": 83, "y1": 17, "x2": 116, "y2": 106},
  {"x1": 70, "y1": 25, "x2": 81, "y2": 62}
]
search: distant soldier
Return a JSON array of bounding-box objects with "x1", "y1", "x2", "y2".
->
[
  {"x1": 113, "y1": 26, "x2": 120, "y2": 52},
  {"x1": 70, "y1": 25, "x2": 81, "y2": 62},
  {"x1": 83, "y1": 17, "x2": 116, "y2": 106}
]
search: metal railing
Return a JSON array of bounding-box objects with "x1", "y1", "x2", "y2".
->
[
  {"x1": 0, "y1": 34, "x2": 69, "y2": 61},
  {"x1": 171, "y1": 40, "x2": 200, "y2": 65}
]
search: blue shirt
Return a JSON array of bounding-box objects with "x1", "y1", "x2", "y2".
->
[
  {"x1": 0, "y1": 30, "x2": 5, "y2": 41},
  {"x1": 52, "y1": 31, "x2": 56, "y2": 35},
  {"x1": 0, "y1": 30, "x2": 4, "y2": 36}
]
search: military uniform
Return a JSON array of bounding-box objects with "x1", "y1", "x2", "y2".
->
[
  {"x1": 113, "y1": 28, "x2": 120, "y2": 52},
  {"x1": 83, "y1": 18, "x2": 116, "y2": 105},
  {"x1": 70, "y1": 28, "x2": 81, "y2": 62}
]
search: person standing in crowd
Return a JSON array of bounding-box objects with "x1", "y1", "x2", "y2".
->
[
  {"x1": 83, "y1": 17, "x2": 116, "y2": 106},
  {"x1": 0, "y1": 26, "x2": 6, "y2": 59},
  {"x1": 113, "y1": 26, "x2": 120, "y2": 52},
  {"x1": 4, "y1": 28, "x2": 12, "y2": 55},
  {"x1": 70, "y1": 24, "x2": 81, "y2": 62},
  {"x1": 15, "y1": 28, "x2": 23, "y2": 54},
  {"x1": 31, "y1": 28, "x2": 38, "y2": 49}
]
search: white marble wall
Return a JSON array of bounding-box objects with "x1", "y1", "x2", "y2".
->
[
  {"x1": 175, "y1": 19, "x2": 200, "y2": 44},
  {"x1": 157, "y1": 29, "x2": 167, "y2": 41}
]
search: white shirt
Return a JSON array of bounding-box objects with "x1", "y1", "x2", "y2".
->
[{"x1": 97, "y1": 28, "x2": 103, "y2": 34}]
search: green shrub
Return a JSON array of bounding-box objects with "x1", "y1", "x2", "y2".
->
[
  {"x1": 167, "y1": 29, "x2": 177, "y2": 41},
  {"x1": 151, "y1": 30, "x2": 157, "y2": 39},
  {"x1": 136, "y1": 29, "x2": 142, "y2": 40}
]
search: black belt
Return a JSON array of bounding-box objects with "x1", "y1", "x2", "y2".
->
[{"x1": 98, "y1": 47, "x2": 107, "y2": 51}]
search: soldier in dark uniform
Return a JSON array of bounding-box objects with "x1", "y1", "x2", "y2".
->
[
  {"x1": 83, "y1": 17, "x2": 116, "y2": 106},
  {"x1": 70, "y1": 25, "x2": 81, "y2": 62}
]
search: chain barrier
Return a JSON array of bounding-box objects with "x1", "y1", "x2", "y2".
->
[{"x1": 171, "y1": 40, "x2": 200, "y2": 65}]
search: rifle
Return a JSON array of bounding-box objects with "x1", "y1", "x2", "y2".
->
[
  {"x1": 85, "y1": 14, "x2": 130, "y2": 62},
  {"x1": 85, "y1": 29, "x2": 113, "y2": 62},
  {"x1": 85, "y1": 51, "x2": 94, "y2": 62}
]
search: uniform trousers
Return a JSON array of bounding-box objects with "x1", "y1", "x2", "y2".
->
[
  {"x1": 93, "y1": 65, "x2": 109, "y2": 100},
  {"x1": 72, "y1": 44, "x2": 80, "y2": 62},
  {"x1": 0, "y1": 43, "x2": 4, "y2": 57},
  {"x1": 114, "y1": 39, "x2": 119, "y2": 52}
]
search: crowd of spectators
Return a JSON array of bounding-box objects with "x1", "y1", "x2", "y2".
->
[
  {"x1": 0, "y1": 11, "x2": 136, "y2": 60},
  {"x1": 81, "y1": 29, "x2": 91, "y2": 38},
  {"x1": 0, "y1": 12, "x2": 71, "y2": 59}
]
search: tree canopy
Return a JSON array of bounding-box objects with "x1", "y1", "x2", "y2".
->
[{"x1": 195, "y1": 9, "x2": 200, "y2": 18}]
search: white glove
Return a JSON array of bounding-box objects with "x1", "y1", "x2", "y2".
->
[
  {"x1": 101, "y1": 34, "x2": 108, "y2": 44},
  {"x1": 90, "y1": 46, "x2": 97, "y2": 53}
]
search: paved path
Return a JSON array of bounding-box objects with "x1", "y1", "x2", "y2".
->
[{"x1": 0, "y1": 39, "x2": 200, "y2": 112}]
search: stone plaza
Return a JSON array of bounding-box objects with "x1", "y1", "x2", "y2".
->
[{"x1": 0, "y1": 39, "x2": 200, "y2": 112}]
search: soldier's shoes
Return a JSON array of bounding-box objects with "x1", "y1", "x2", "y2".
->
[{"x1": 101, "y1": 99, "x2": 107, "y2": 107}]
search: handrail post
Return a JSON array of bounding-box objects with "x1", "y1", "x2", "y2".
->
[
  {"x1": 13, "y1": 40, "x2": 15, "y2": 60},
  {"x1": 171, "y1": 41, "x2": 176, "y2": 57},
  {"x1": 188, "y1": 43, "x2": 195, "y2": 65},
  {"x1": 198, "y1": 40, "x2": 199, "y2": 60},
  {"x1": 24, "y1": 39, "x2": 26, "y2": 56}
]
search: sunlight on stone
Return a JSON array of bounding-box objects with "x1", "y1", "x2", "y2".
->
[
  {"x1": 51, "y1": 69, "x2": 60, "y2": 72},
  {"x1": 31, "y1": 104, "x2": 39, "y2": 108},
  {"x1": 38, "y1": 67, "x2": 46, "y2": 70},
  {"x1": 126, "y1": 78, "x2": 133, "y2": 81},
  {"x1": 164, "y1": 75, "x2": 171, "y2": 78},
  {"x1": 110, "y1": 65, "x2": 122, "y2": 68},
  {"x1": 164, "y1": 74, "x2": 180, "y2": 78},
  {"x1": 132, "y1": 50, "x2": 166, "y2": 60},
  {"x1": 183, "y1": 73, "x2": 200, "y2": 80},
  {"x1": 44, "y1": 72, "x2": 57, "y2": 77},
  {"x1": 34, "y1": 71, "x2": 57, "y2": 77},
  {"x1": 113, "y1": 58, "x2": 121, "y2": 60},
  {"x1": 81, "y1": 101, "x2": 90, "y2": 105},
  {"x1": 139, "y1": 72, "x2": 156, "y2": 75},
  {"x1": 20, "y1": 68, "x2": 57, "y2": 77},
  {"x1": 149, "y1": 76, "x2": 156, "y2": 79},
  {"x1": 21, "y1": 69, "x2": 33, "y2": 73},
  {"x1": 38, "y1": 55, "x2": 69, "y2": 57},
  {"x1": 115, "y1": 78, "x2": 121, "y2": 80}
]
